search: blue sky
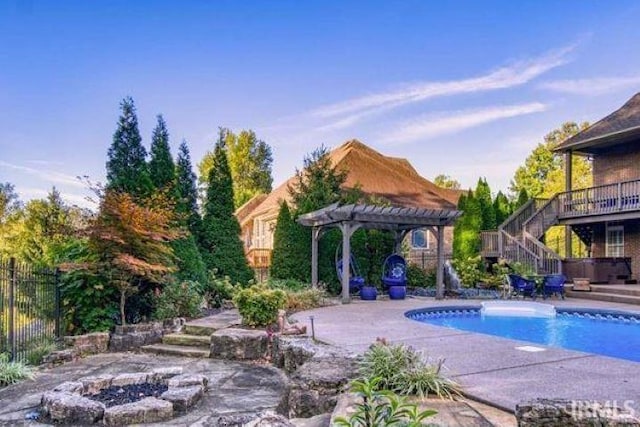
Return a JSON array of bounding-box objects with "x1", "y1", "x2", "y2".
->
[{"x1": 2, "y1": 1, "x2": 640, "y2": 207}]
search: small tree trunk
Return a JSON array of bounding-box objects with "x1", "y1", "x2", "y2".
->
[{"x1": 120, "y1": 289, "x2": 127, "y2": 326}]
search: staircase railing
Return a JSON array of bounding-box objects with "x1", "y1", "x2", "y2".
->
[
  {"x1": 500, "y1": 198, "x2": 548, "y2": 238},
  {"x1": 500, "y1": 230, "x2": 540, "y2": 274},
  {"x1": 523, "y1": 231, "x2": 562, "y2": 274},
  {"x1": 523, "y1": 197, "x2": 560, "y2": 240}
]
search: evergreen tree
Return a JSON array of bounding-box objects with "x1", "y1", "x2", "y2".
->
[
  {"x1": 201, "y1": 129, "x2": 254, "y2": 284},
  {"x1": 452, "y1": 190, "x2": 482, "y2": 260},
  {"x1": 148, "y1": 115, "x2": 176, "y2": 191},
  {"x1": 515, "y1": 188, "x2": 530, "y2": 210},
  {"x1": 493, "y1": 191, "x2": 511, "y2": 226},
  {"x1": 270, "y1": 202, "x2": 307, "y2": 281},
  {"x1": 475, "y1": 178, "x2": 496, "y2": 230},
  {"x1": 452, "y1": 193, "x2": 467, "y2": 260},
  {"x1": 175, "y1": 140, "x2": 203, "y2": 241},
  {"x1": 106, "y1": 97, "x2": 153, "y2": 197}
]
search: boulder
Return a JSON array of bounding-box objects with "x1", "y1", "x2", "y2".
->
[
  {"x1": 78, "y1": 374, "x2": 113, "y2": 395},
  {"x1": 161, "y1": 385, "x2": 204, "y2": 411},
  {"x1": 167, "y1": 373, "x2": 209, "y2": 389},
  {"x1": 103, "y1": 397, "x2": 173, "y2": 426},
  {"x1": 282, "y1": 356, "x2": 358, "y2": 418},
  {"x1": 210, "y1": 328, "x2": 269, "y2": 360},
  {"x1": 52, "y1": 381, "x2": 83, "y2": 394},
  {"x1": 111, "y1": 372, "x2": 149, "y2": 387},
  {"x1": 64, "y1": 332, "x2": 110, "y2": 355},
  {"x1": 516, "y1": 398, "x2": 640, "y2": 427},
  {"x1": 41, "y1": 391, "x2": 105, "y2": 424}
]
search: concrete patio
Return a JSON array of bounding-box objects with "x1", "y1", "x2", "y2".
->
[{"x1": 292, "y1": 296, "x2": 640, "y2": 414}]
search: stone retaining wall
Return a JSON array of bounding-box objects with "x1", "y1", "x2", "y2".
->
[
  {"x1": 109, "y1": 318, "x2": 184, "y2": 352},
  {"x1": 516, "y1": 398, "x2": 640, "y2": 426}
]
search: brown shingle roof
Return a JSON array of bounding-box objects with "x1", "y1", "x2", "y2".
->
[
  {"x1": 237, "y1": 140, "x2": 461, "y2": 227},
  {"x1": 555, "y1": 92, "x2": 640, "y2": 152}
]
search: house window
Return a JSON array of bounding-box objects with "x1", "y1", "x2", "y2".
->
[
  {"x1": 606, "y1": 225, "x2": 624, "y2": 257},
  {"x1": 411, "y1": 229, "x2": 430, "y2": 249}
]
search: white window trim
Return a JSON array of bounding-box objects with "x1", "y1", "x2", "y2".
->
[
  {"x1": 605, "y1": 224, "x2": 624, "y2": 257},
  {"x1": 411, "y1": 229, "x2": 431, "y2": 250}
]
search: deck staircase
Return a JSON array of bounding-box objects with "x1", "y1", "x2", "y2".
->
[{"x1": 141, "y1": 310, "x2": 242, "y2": 358}]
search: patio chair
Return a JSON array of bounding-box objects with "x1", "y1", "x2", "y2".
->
[
  {"x1": 507, "y1": 274, "x2": 537, "y2": 299},
  {"x1": 382, "y1": 254, "x2": 407, "y2": 289},
  {"x1": 542, "y1": 274, "x2": 566, "y2": 299},
  {"x1": 336, "y1": 251, "x2": 365, "y2": 293}
]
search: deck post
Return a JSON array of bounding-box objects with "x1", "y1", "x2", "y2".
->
[
  {"x1": 565, "y1": 151, "x2": 573, "y2": 258},
  {"x1": 436, "y1": 225, "x2": 445, "y2": 300}
]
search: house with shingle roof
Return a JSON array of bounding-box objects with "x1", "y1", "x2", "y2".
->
[
  {"x1": 482, "y1": 92, "x2": 640, "y2": 300},
  {"x1": 236, "y1": 140, "x2": 463, "y2": 271}
]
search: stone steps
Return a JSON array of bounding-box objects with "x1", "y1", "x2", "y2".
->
[
  {"x1": 162, "y1": 333, "x2": 210, "y2": 347},
  {"x1": 566, "y1": 289, "x2": 640, "y2": 305},
  {"x1": 183, "y1": 324, "x2": 217, "y2": 336},
  {"x1": 590, "y1": 285, "x2": 640, "y2": 297},
  {"x1": 141, "y1": 344, "x2": 210, "y2": 358}
]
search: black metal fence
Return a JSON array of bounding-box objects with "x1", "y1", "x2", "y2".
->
[{"x1": 0, "y1": 258, "x2": 61, "y2": 362}]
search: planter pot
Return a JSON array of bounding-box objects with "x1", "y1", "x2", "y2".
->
[
  {"x1": 360, "y1": 286, "x2": 378, "y2": 301},
  {"x1": 388, "y1": 285, "x2": 406, "y2": 300}
]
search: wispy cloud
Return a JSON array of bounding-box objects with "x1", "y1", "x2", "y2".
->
[
  {"x1": 381, "y1": 102, "x2": 547, "y2": 144},
  {"x1": 0, "y1": 160, "x2": 84, "y2": 188},
  {"x1": 18, "y1": 187, "x2": 93, "y2": 209},
  {"x1": 308, "y1": 44, "x2": 574, "y2": 130},
  {"x1": 538, "y1": 76, "x2": 640, "y2": 95}
]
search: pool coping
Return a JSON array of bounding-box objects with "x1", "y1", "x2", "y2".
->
[{"x1": 292, "y1": 297, "x2": 640, "y2": 414}]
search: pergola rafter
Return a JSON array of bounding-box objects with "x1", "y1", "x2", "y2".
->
[{"x1": 297, "y1": 203, "x2": 462, "y2": 303}]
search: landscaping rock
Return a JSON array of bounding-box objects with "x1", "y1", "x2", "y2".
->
[
  {"x1": 41, "y1": 391, "x2": 105, "y2": 424},
  {"x1": 79, "y1": 374, "x2": 113, "y2": 395},
  {"x1": 167, "y1": 373, "x2": 209, "y2": 389},
  {"x1": 210, "y1": 328, "x2": 269, "y2": 360},
  {"x1": 111, "y1": 372, "x2": 149, "y2": 387},
  {"x1": 103, "y1": 396, "x2": 173, "y2": 426},
  {"x1": 246, "y1": 411, "x2": 296, "y2": 426},
  {"x1": 516, "y1": 398, "x2": 640, "y2": 427},
  {"x1": 64, "y1": 332, "x2": 110, "y2": 355},
  {"x1": 150, "y1": 366, "x2": 184, "y2": 380},
  {"x1": 52, "y1": 381, "x2": 83, "y2": 394},
  {"x1": 161, "y1": 385, "x2": 204, "y2": 411},
  {"x1": 282, "y1": 356, "x2": 358, "y2": 418},
  {"x1": 272, "y1": 336, "x2": 357, "y2": 374},
  {"x1": 43, "y1": 349, "x2": 79, "y2": 367}
]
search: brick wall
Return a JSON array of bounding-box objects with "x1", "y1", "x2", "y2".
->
[
  {"x1": 593, "y1": 141, "x2": 640, "y2": 186},
  {"x1": 591, "y1": 221, "x2": 639, "y2": 281}
]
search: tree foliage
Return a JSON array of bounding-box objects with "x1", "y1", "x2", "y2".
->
[
  {"x1": 148, "y1": 115, "x2": 176, "y2": 192},
  {"x1": 0, "y1": 182, "x2": 22, "y2": 224},
  {"x1": 198, "y1": 128, "x2": 273, "y2": 208},
  {"x1": 270, "y1": 201, "x2": 308, "y2": 281},
  {"x1": 433, "y1": 174, "x2": 461, "y2": 190},
  {"x1": 201, "y1": 130, "x2": 254, "y2": 285},
  {"x1": 175, "y1": 140, "x2": 203, "y2": 240},
  {"x1": 106, "y1": 97, "x2": 153, "y2": 198},
  {"x1": 510, "y1": 122, "x2": 591, "y2": 198},
  {"x1": 474, "y1": 178, "x2": 496, "y2": 231},
  {"x1": 493, "y1": 191, "x2": 511, "y2": 226},
  {"x1": 452, "y1": 190, "x2": 482, "y2": 260}
]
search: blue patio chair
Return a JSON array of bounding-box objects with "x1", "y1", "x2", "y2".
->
[
  {"x1": 336, "y1": 252, "x2": 365, "y2": 293},
  {"x1": 382, "y1": 254, "x2": 407, "y2": 289},
  {"x1": 542, "y1": 274, "x2": 566, "y2": 299},
  {"x1": 507, "y1": 274, "x2": 537, "y2": 299}
]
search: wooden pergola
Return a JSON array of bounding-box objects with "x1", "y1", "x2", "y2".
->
[{"x1": 297, "y1": 203, "x2": 462, "y2": 303}]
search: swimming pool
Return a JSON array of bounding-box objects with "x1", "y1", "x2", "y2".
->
[{"x1": 406, "y1": 305, "x2": 640, "y2": 363}]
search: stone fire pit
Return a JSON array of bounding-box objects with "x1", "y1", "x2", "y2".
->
[{"x1": 40, "y1": 367, "x2": 207, "y2": 425}]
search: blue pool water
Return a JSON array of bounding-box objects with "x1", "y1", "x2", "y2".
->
[{"x1": 406, "y1": 307, "x2": 640, "y2": 363}]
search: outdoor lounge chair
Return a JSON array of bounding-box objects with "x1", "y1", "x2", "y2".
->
[
  {"x1": 542, "y1": 274, "x2": 566, "y2": 299},
  {"x1": 336, "y1": 252, "x2": 365, "y2": 293},
  {"x1": 382, "y1": 254, "x2": 407, "y2": 289},
  {"x1": 507, "y1": 274, "x2": 537, "y2": 299}
]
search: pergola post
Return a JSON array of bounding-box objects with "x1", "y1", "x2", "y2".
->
[
  {"x1": 311, "y1": 227, "x2": 320, "y2": 288},
  {"x1": 436, "y1": 224, "x2": 445, "y2": 300},
  {"x1": 339, "y1": 222, "x2": 361, "y2": 304}
]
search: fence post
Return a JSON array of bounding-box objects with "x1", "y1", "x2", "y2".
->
[
  {"x1": 8, "y1": 257, "x2": 16, "y2": 362},
  {"x1": 54, "y1": 267, "x2": 62, "y2": 340}
]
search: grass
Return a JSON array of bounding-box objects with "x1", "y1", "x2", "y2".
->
[{"x1": 0, "y1": 353, "x2": 34, "y2": 387}]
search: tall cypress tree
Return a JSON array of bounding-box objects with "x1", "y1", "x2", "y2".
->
[
  {"x1": 270, "y1": 201, "x2": 306, "y2": 281},
  {"x1": 201, "y1": 129, "x2": 254, "y2": 284},
  {"x1": 175, "y1": 140, "x2": 203, "y2": 241},
  {"x1": 493, "y1": 191, "x2": 511, "y2": 226},
  {"x1": 106, "y1": 97, "x2": 153, "y2": 197},
  {"x1": 148, "y1": 115, "x2": 176, "y2": 191},
  {"x1": 475, "y1": 178, "x2": 496, "y2": 231}
]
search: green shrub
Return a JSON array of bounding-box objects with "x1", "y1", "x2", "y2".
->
[
  {"x1": 153, "y1": 280, "x2": 202, "y2": 320},
  {"x1": 0, "y1": 354, "x2": 34, "y2": 387},
  {"x1": 359, "y1": 343, "x2": 461, "y2": 399},
  {"x1": 267, "y1": 277, "x2": 309, "y2": 292},
  {"x1": 26, "y1": 339, "x2": 57, "y2": 366},
  {"x1": 233, "y1": 285, "x2": 287, "y2": 327},
  {"x1": 333, "y1": 377, "x2": 437, "y2": 427},
  {"x1": 406, "y1": 264, "x2": 435, "y2": 288},
  {"x1": 285, "y1": 288, "x2": 327, "y2": 312},
  {"x1": 452, "y1": 256, "x2": 483, "y2": 288},
  {"x1": 205, "y1": 272, "x2": 239, "y2": 307}
]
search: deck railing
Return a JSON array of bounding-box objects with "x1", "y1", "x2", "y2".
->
[
  {"x1": 557, "y1": 178, "x2": 640, "y2": 219},
  {"x1": 245, "y1": 248, "x2": 272, "y2": 268},
  {"x1": 480, "y1": 231, "x2": 500, "y2": 257}
]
